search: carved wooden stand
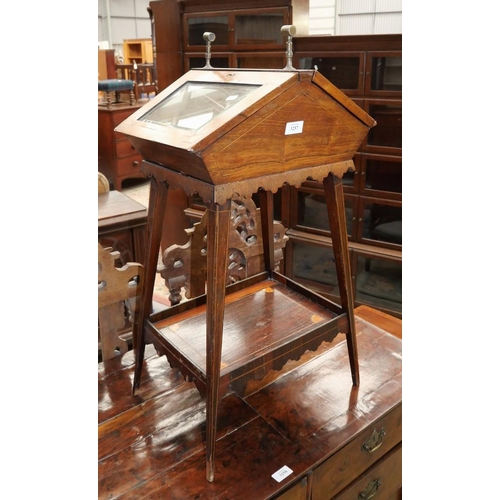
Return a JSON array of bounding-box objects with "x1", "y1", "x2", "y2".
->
[{"x1": 132, "y1": 159, "x2": 359, "y2": 483}]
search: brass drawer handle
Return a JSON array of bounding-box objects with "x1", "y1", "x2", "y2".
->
[
  {"x1": 362, "y1": 427, "x2": 386, "y2": 453},
  {"x1": 358, "y1": 478, "x2": 382, "y2": 499}
]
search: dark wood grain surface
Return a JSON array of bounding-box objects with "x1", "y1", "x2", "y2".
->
[{"x1": 98, "y1": 306, "x2": 402, "y2": 499}]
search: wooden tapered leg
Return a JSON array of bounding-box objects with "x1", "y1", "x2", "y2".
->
[
  {"x1": 205, "y1": 200, "x2": 231, "y2": 482},
  {"x1": 323, "y1": 173, "x2": 360, "y2": 386},
  {"x1": 133, "y1": 177, "x2": 169, "y2": 394},
  {"x1": 258, "y1": 189, "x2": 274, "y2": 273}
]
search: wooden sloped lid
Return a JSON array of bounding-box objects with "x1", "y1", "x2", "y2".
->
[
  {"x1": 312, "y1": 71, "x2": 377, "y2": 128},
  {"x1": 115, "y1": 68, "x2": 376, "y2": 186}
]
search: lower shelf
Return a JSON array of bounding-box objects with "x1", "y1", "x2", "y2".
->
[{"x1": 146, "y1": 271, "x2": 350, "y2": 396}]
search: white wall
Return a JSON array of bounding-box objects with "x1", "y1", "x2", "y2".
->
[
  {"x1": 335, "y1": 0, "x2": 402, "y2": 34},
  {"x1": 98, "y1": 0, "x2": 152, "y2": 57},
  {"x1": 308, "y1": 0, "x2": 337, "y2": 35},
  {"x1": 309, "y1": 0, "x2": 402, "y2": 35}
]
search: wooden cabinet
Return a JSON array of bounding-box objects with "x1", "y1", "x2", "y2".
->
[
  {"x1": 98, "y1": 104, "x2": 147, "y2": 190},
  {"x1": 98, "y1": 190, "x2": 148, "y2": 266},
  {"x1": 148, "y1": 0, "x2": 309, "y2": 91},
  {"x1": 280, "y1": 34, "x2": 402, "y2": 318},
  {"x1": 122, "y1": 38, "x2": 153, "y2": 64}
]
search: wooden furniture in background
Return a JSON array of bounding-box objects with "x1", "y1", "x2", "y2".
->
[
  {"x1": 98, "y1": 305, "x2": 402, "y2": 499},
  {"x1": 98, "y1": 49, "x2": 117, "y2": 102},
  {"x1": 144, "y1": 10, "x2": 402, "y2": 319},
  {"x1": 98, "y1": 243, "x2": 143, "y2": 360},
  {"x1": 122, "y1": 38, "x2": 153, "y2": 64},
  {"x1": 98, "y1": 190, "x2": 148, "y2": 267},
  {"x1": 148, "y1": 0, "x2": 310, "y2": 92},
  {"x1": 98, "y1": 49, "x2": 117, "y2": 80},
  {"x1": 98, "y1": 103, "x2": 146, "y2": 190},
  {"x1": 277, "y1": 34, "x2": 403, "y2": 318},
  {"x1": 116, "y1": 63, "x2": 157, "y2": 101},
  {"x1": 116, "y1": 64, "x2": 375, "y2": 481}
]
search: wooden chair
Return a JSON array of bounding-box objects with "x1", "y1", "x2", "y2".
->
[
  {"x1": 159, "y1": 194, "x2": 288, "y2": 306},
  {"x1": 116, "y1": 63, "x2": 157, "y2": 101},
  {"x1": 98, "y1": 243, "x2": 143, "y2": 360}
]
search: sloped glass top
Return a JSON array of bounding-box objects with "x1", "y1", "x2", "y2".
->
[{"x1": 138, "y1": 81, "x2": 262, "y2": 130}]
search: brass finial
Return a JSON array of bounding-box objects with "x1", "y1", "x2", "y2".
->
[
  {"x1": 203, "y1": 32, "x2": 216, "y2": 68},
  {"x1": 281, "y1": 25, "x2": 296, "y2": 70}
]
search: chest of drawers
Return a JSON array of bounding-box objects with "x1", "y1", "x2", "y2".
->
[
  {"x1": 98, "y1": 104, "x2": 146, "y2": 190},
  {"x1": 303, "y1": 404, "x2": 402, "y2": 500},
  {"x1": 98, "y1": 306, "x2": 402, "y2": 499}
]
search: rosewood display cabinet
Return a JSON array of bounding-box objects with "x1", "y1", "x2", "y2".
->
[
  {"x1": 283, "y1": 34, "x2": 402, "y2": 318},
  {"x1": 116, "y1": 56, "x2": 375, "y2": 482}
]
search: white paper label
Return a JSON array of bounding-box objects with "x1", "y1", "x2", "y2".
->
[
  {"x1": 284, "y1": 121, "x2": 304, "y2": 135},
  {"x1": 272, "y1": 465, "x2": 293, "y2": 482}
]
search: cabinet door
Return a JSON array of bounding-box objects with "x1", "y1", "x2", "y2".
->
[
  {"x1": 351, "y1": 250, "x2": 402, "y2": 317},
  {"x1": 286, "y1": 238, "x2": 342, "y2": 301},
  {"x1": 362, "y1": 99, "x2": 402, "y2": 155},
  {"x1": 233, "y1": 10, "x2": 288, "y2": 49},
  {"x1": 184, "y1": 13, "x2": 230, "y2": 49},
  {"x1": 292, "y1": 185, "x2": 357, "y2": 240},
  {"x1": 365, "y1": 51, "x2": 402, "y2": 97},
  {"x1": 183, "y1": 8, "x2": 289, "y2": 51},
  {"x1": 355, "y1": 197, "x2": 402, "y2": 249},
  {"x1": 297, "y1": 51, "x2": 365, "y2": 96},
  {"x1": 360, "y1": 153, "x2": 402, "y2": 201},
  {"x1": 284, "y1": 237, "x2": 402, "y2": 317}
]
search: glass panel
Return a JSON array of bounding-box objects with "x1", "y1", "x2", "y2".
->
[
  {"x1": 299, "y1": 56, "x2": 360, "y2": 90},
  {"x1": 370, "y1": 56, "x2": 402, "y2": 91},
  {"x1": 355, "y1": 256, "x2": 402, "y2": 313},
  {"x1": 365, "y1": 158, "x2": 402, "y2": 193},
  {"x1": 292, "y1": 241, "x2": 339, "y2": 289},
  {"x1": 187, "y1": 16, "x2": 229, "y2": 45},
  {"x1": 139, "y1": 81, "x2": 261, "y2": 130},
  {"x1": 188, "y1": 56, "x2": 230, "y2": 70},
  {"x1": 234, "y1": 14, "x2": 284, "y2": 44},
  {"x1": 362, "y1": 202, "x2": 402, "y2": 246},
  {"x1": 367, "y1": 103, "x2": 402, "y2": 148},
  {"x1": 297, "y1": 191, "x2": 353, "y2": 236}
]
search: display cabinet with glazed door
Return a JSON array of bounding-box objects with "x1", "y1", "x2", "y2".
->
[
  {"x1": 286, "y1": 34, "x2": 402, "y2": 318},
  {"x1": 148, "y1": 0, "x2": 309, "y2": 91}
]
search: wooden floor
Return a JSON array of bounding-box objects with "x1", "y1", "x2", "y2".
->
[{"x1": 98, "y1": 306, "x2": 402, "y2": 499}]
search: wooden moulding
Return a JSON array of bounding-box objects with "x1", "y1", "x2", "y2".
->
[
  {"x1": 141, "y1": 158, "x2": 355, "y2": 204},
  {"x1": 146, "y1": 270, "x2": 348, "y2": 397}
]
